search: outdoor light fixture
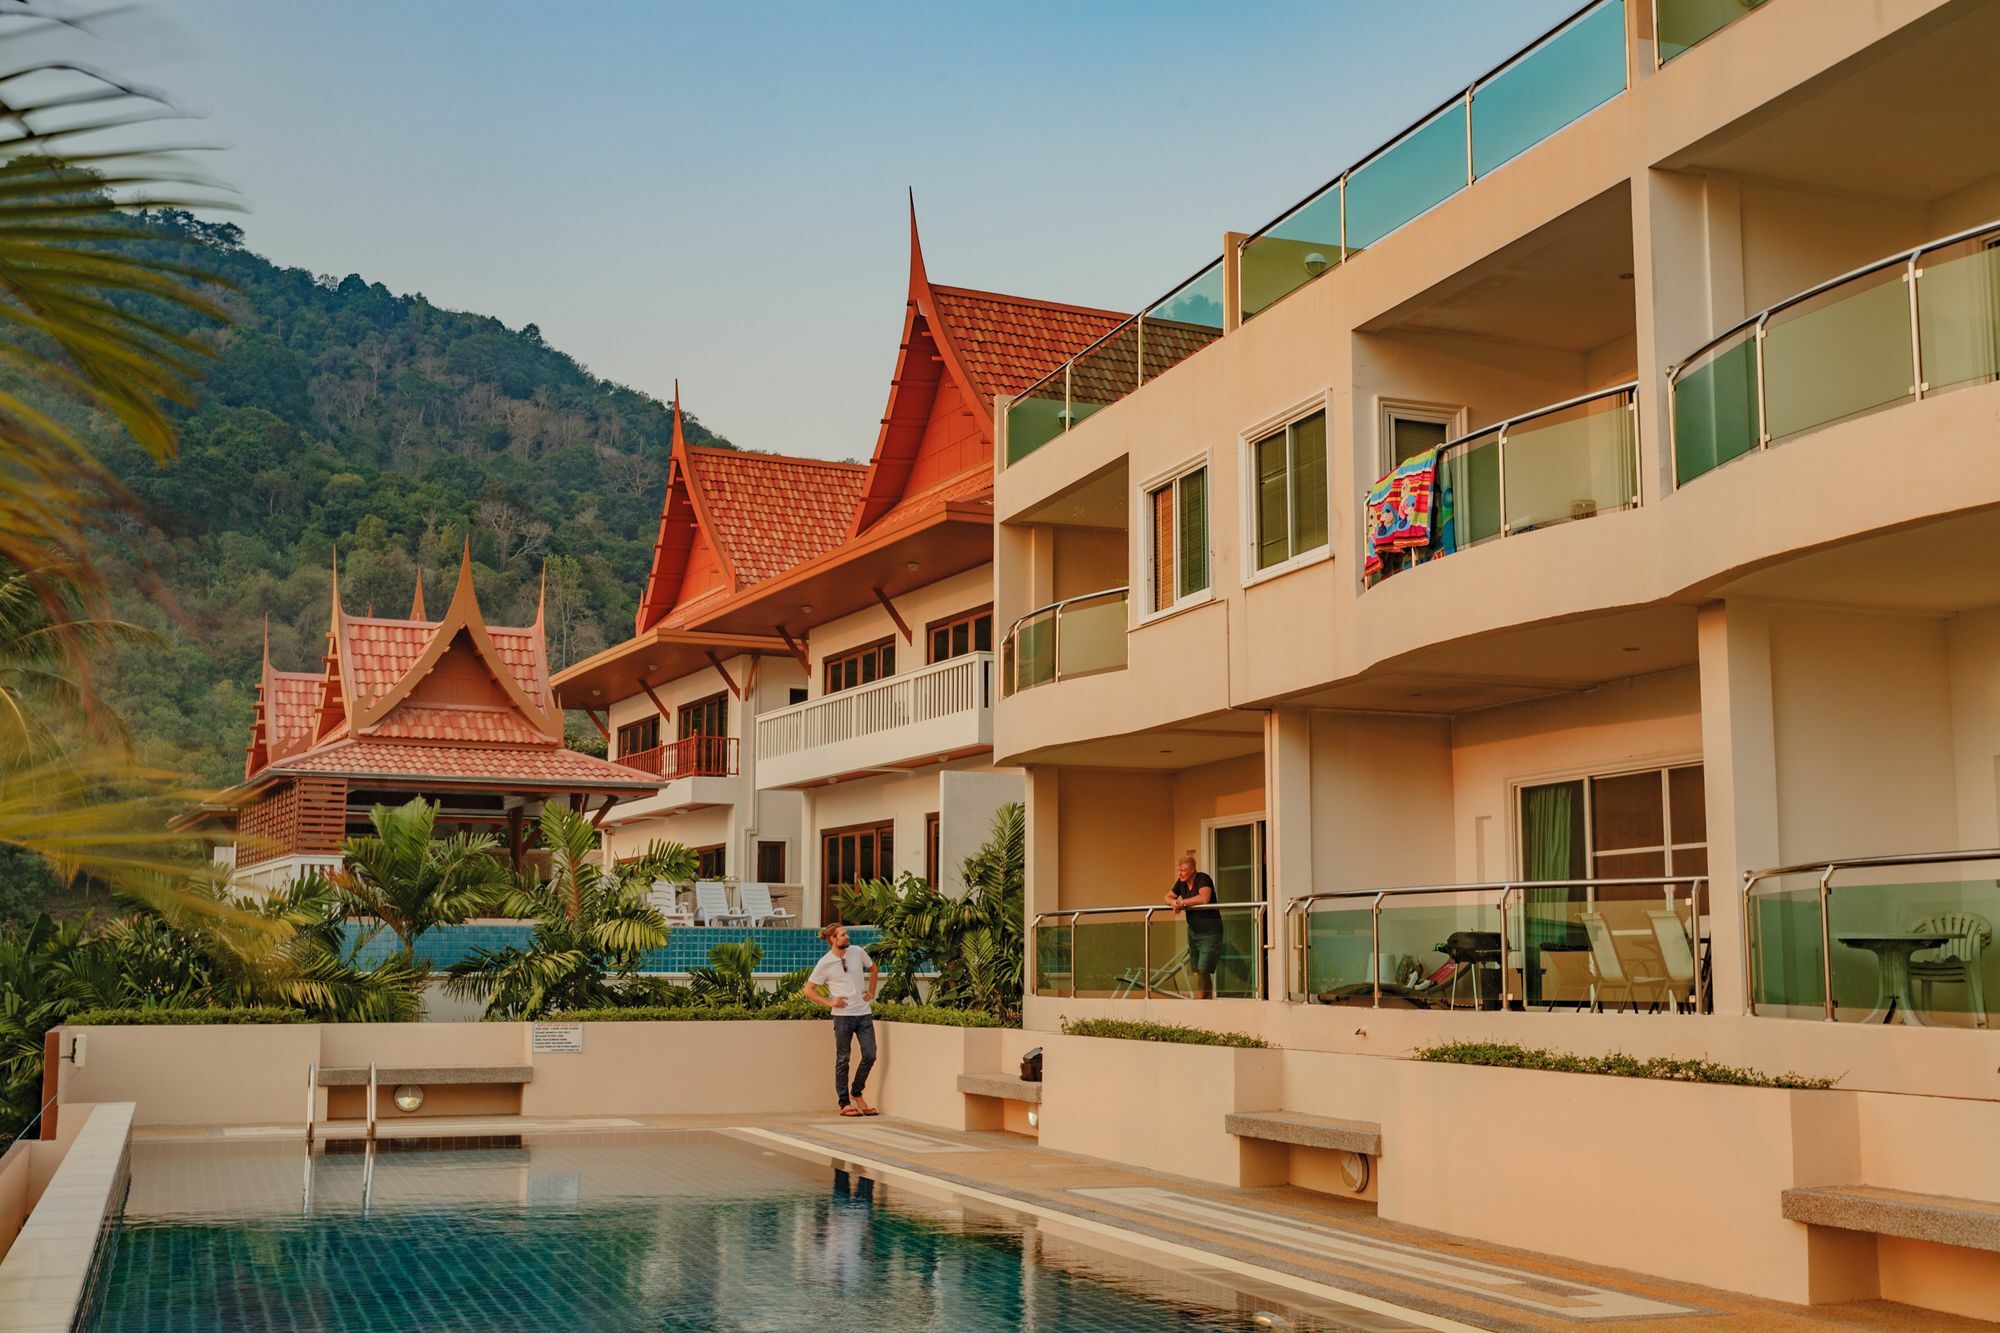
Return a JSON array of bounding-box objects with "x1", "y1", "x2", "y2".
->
[
  {"x1": 393, "y1": 1085, "x2": 425, "y2": 1113},
  {"x1": 1026, "y1": 1109, "x2": 1039, "y2": 1129},
  {"x1": 1338, "y1": 1150, "x2": 1370, "y2": 1194},
  {"x1": 905, "y1": 560, "x2": 919, "y2": 571},
  {"x1": 1302, "y1": 252, "x2": 1329, "y2": 276}
]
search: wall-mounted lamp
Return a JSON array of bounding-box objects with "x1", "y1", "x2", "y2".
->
[{"x1": 1302, "y1": 252, "x2": 1330, "y2": 277}]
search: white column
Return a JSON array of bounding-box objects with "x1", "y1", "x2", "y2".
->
[{"x1": 1697, "y1": 599, "x2": 1781, "y2": 1017}]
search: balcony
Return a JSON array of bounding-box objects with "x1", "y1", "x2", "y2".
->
[
  {"x1": 1670, "y1": 219, "x2": 2000, "y2": 487},
  {"x1": 1364, "y1": 384, "x2": 1639, "y2": 585},
  {"x1": 1655, "y1": 0, "x2": 1768, "y2": 66},
  {"x1": 612, "y1": 734, "x2": 738, "y2": 814},
  {"x1": 1032, "y1": 903, "x2": 1270, "y2": 1000},
  {"x1": 755, "y1": 651, "x2": 994, "y2": 790},
  {"x1": 1001, "y1": 0, "x2": 1630, "y2": 466},
  {"x1": 1001, "y1": 588, "x2": 1128, "y2": 696}
]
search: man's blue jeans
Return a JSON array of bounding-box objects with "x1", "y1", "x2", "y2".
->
[{"x1": 833, "y1": 1013, "x2": 876, "y2": 1106}]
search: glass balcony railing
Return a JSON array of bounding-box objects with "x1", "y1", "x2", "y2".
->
[
  {"x1": 1744, "y1": 850, "x2": 1998, "y2": 1026},
  {"x1": 1288, "y1": 876, "x2": 1709, "y2": 1013},
  {"x1": 1001, "y1": 587, "x2": 1128, "y2": 696},
  {"x1": 1239, "y1": 0, "x2": 1627, "y2": 321},
  {"x1": 1655, "y1": 0, "x2": 1769, "y2": 66},
  {"x1": 1003, "y1": 0, "x2": 1629, "y2": 465},
  {"x1": 1004, "y1": 266, "x2": 1224, "y2": 466},
  {"x1": 1032, "y1": 902, "x2": 1267, "y2": 1000},
  {"x1": 1364, "y1": 383, "x2": 1639, "y2": 585},
  {"x1": 1670, "y1": 219, "x2": 2000, "y2": 487}
]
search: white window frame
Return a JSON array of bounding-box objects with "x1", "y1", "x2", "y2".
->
[
  {"x1": 1137, "y1": 451, "x2": 1214, "y2": 624},
  {"x1": 1239, "y1": 392, "x2": 1335, "y2": 588},
  {"x1": 1200, "y1": 813, "x2": 1268, "y2": 904},
  {"x1": 1375, "y1": 397, "x2": 1467, "y2": 476},
  {"x1": 1506, "y1": 756, "x2": 1707, "y2": 881}
]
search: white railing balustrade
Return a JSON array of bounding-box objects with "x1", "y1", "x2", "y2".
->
[{"x1": 757, "y1": 652, "x2": 993, "y2": 762}]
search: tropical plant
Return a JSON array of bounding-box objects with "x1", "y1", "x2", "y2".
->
[
  {"x1": 335, "y1": 798, "x2": 510, "y2": 958},
  {"x1": 679, "y1": 940, "x2": 808, "y2": 1010},
  {"x1": 441, "y1": 805, "x2": 690, "y2": 1019},
  {"x1": 837, "y1": 802, "x2": 1025, "y2": 1018}
]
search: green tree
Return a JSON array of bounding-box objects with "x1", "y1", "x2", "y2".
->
[
  {"x1": 335, "y1": 798, "x2": 510, "y2": 958},
  {"x1": 441, "y1": 805, "x2": 691, "y2": 1018}
]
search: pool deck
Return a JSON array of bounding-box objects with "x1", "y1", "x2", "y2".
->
[{"x1": 133, "y1": 1111, "x2": 1976, "y2": 1331}]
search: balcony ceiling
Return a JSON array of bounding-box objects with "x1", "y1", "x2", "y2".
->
[
  {"x1": 550, "y1": 628, "x2": 791, "y2": 709},
  {"x1": 1715, "y1": 505, "x2": 2000, "y2": 614},
  {"x1": 1009, "y1": 709, "x2": 1262, "y2": 770},
  {"x1": 1014, "y1": 457, "x2": 1128, "y2": 531},
  {"x1": 1360, "y1": 186, "x2": 1635, "y2": 354},
  {"x1": 1664, "y1": 2, "x2": 2000, "y2": 202},
  {"x1": 1288, "y1": 605, "x2": 1699, "y2": 715}
]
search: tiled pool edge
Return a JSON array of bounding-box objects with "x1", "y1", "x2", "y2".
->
[{"x1": 0, "y1": 1102, "x2": 134, "y2": 1333}]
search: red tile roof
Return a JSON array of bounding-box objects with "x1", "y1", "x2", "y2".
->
[
  {"x1": 265, "y1": 671, "x2": 321, "y2": 755},
  {"x1": 928, "y1": 285, "x2": 1128, "y2": 405},
  {"x1": 337, "y1": 618, "x2": 432, "y2": 705},
  {"x1": 270, "y1": 739, "x2": 661, "y2": 789},
  {"x1": 683, "y1": 446, "x2": 868, "y2": 585},
  {"x1": 368, "y1": 704, "x2": 549, "y2": 746}
]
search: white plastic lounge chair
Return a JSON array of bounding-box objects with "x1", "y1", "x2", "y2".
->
[
  {"x1": 736, "y1": 883, "x2": 795, "y2": 927},
  {"x1": 648, "y1": 881, "x2": 694, "y2": 928},
  {"x1": 694, "y1": 881, "x2": 749, "y2": 927}
]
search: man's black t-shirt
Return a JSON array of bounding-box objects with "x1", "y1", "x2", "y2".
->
[{"x1": 1171, "y1": 872, "x2": 1224, "y2": 939}]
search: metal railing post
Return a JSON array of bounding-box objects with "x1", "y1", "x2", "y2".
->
[
  {"x1": 1753, "y1": 314, "x2": 1771, "y2": 447},
  {"x1": 1495, "y1": 424, "x2": 1511, "y2": 538},
  {"x1": 1050, "y1": 603, "x2": 1065, "y2": 684},
  {"x1": 1338, "y1": 172, "x2": 1349, "y2": 263},
  {"x1": 1817, "y1": 865, "x2": 1838, "y2": 1022},
  {"x1": 366, "y1": 1061, "x2": 378, "y2": 1142},
  {"x1": 305, "y1": 1061, "x2": 316, "y2": 1144},
  {"x1": 1142, "y1": 907, "x2": 1153, "y2": 1001},
  {"x1": 1742, "y1": 871, "x2": 1762, "y2": 1016},
  {"x1": 1299, "y1": 901, "x2": 1311, "y2": 1003},
  {"x1": 1069, "y1": 913, "x2": 1078, "y2": 1000},
  {"x1": 1463, "y1": 85, "x2": 1476, "y2": 185},
  {"x1": 1370, "y1": 892, "x2": 1385, "y2": 1008},
  {"x1": 1906, "y1": 254, "x2": 1926, "y2": 400},
  {"x1": 1497, "y1": 885, "x2": 1514, "y2": 1010}
]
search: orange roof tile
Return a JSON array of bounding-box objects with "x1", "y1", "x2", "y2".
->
[
  {"x1": 368, "y1": 704, "x2": 550, "y2": 746},
  {"x1": 928, "y1": 285, "x2": 1128, "y2": 405},
  {"x1": 682, "y1": 446, "x2": 867, "y2": 585},
  {"x1": 269, "y1": 739, "x2": 661, "y2": 789},
  {"x1": 265, "y1": 671, "x2": 321, "y2": 755},
  {"x1": 337, "y1": 618, "x2": 432, "y2": 705}
]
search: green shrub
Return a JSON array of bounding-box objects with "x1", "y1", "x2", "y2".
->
[
  {"x1": 873, "y1": 1003, "x2": 1010, "y2": 1029},
  {"x1": 546, "y1": 1000, "x2": 828, "y2": 1023},
  {"x1": 67, "y1": 1007, "x2": 315, "y2": 1027},
  {"x1": 1412, "y1": 1041, "x2": 1838, "y2": 1090},
  {"x1": 1058, "y1": 1016, "x2": 1270, "y2": 1048}
]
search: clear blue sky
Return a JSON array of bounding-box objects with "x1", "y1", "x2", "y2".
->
[{"x1": 134, "y1": 1, "x2": 1579, "y2": 460}]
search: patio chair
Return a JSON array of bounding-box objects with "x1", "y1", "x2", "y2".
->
[
  {"x1": 1582, "y1": 912, "x2": 1674, "y2": 1013},
  {"x1": 1909, "y1": 911, "x2": 1991, "y2": 1028},
  {"x1": 1646, "y1": 908, "x2": 1698, "y2": 1013},
  {"x1": 1113, "y1": 946, "x2": 1190, "y2": 998},
  {"x1": 647, "y1": 880, "x2": 694, "y2": 928},
  {"x1": 694, "y1": 881, "x2": 750, "y2": 927},
  {"x1": 736, "y1": 883, "x2": 795, "y2": 928}
]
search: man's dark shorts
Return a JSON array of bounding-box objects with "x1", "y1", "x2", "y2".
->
[{"x1": 1188, "y1": 931, "x2": 1224, "y2": 974}]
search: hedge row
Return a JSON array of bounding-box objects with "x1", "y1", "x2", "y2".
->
[
  {"x1": 1413, "y1": 1041, "x2": 1838, "y2": 1089},
  {"x1": 543, "y1": 1002, "x2": 1007, "y2": 1028},
  {"x1": 67, "y1": 1007, "x2": 314, "y2": 1027},
  {"x1": 1057, "y1": 1016, "x2": 1271, "y2": 1048}
]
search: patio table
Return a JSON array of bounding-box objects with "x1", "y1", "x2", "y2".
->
[{"x1": 1835, "y1": 932, "x2": 1950, "y2": 1025}]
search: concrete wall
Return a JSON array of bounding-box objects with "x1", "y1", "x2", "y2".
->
[{"x1": 937, "y1": 767, "x2": 1025, "y2": 895}]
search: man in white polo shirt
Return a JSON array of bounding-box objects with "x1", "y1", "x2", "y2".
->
[{"x1": 804, "y1": 922, "x2": 880, "y2": 1116}]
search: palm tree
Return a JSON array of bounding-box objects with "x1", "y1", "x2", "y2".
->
[
  {"x1": 336, "y1": 798, "x2": 510, "y2": 959},
  {"x1": 442, "y1": 804, "x2": 692, "y2": 1019}
]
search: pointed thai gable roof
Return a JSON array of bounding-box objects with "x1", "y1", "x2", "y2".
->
[
  {"x1": 633, "y1": 387, "x2": 867, "y2": 633},
  {"x1": 850, "y1": 199, "x2": 1127, "y2": 536},
  {"x1": 245, "y1": 623, "x2": 324, "y2": 777}
]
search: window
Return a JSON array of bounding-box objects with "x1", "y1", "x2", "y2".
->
[
  {"x1": 1249, "y1": 410, "x2": 1328, "y2": 573},
  {"x1": 756, "y1": 840, "x2": 787, "y2": 883},
  {"x1": 822, "y1": 821, "x2": 893, "y2": 897},
  {"x1": 678, "y1": 692, "x2": 727, "y2": 739},
  {"x1": 788, "y1": 687, "x2": 808, "y2": 706},
  {"x1": 824, "y1": 638, "x2": 895, "y2": 694},
  {"x1": 924, "y1": 811, "x2": 940, "y2": 888},
  {"x1": 927, "y1": 607, "x2": 993, "y2": 664},
  {"x1": 613, "y1": 715, "x2": 659, "y2": 761},
  {"x1": 1145, "y1": 463, "x2": 1209, "y2": 613},
  {"x1": 692, "y1": 844, "x2": 727, "y2": 879},
  {"x1": 1517, "y1": 764, "x2": 1707, "y2": 879},
  {"x1": 1378, "y1": 400, "x2": 1462, "y2": 473}
]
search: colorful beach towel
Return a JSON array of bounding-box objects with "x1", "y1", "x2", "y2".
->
[{"x1": 1364, "y1": 448, "x2": 1442, "y2": 577}]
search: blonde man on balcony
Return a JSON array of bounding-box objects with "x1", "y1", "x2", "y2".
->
[{"x1": 1166, "y1": 851, "x2": 1222, "y2": 999}]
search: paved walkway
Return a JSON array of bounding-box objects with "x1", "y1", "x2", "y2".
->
[{"x1": 135, "y1": 1111, "x2": 1977, "y2": 1330}]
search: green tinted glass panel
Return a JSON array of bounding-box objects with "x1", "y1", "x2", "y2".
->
[
  {"x1": 1033, "y1": 921, "x2": 1071, "y2": 996},
  {"x1": 1069, "y1": 321, "x2": 1140, "y2": 427},
  {"x1": 1507, "y1": 880, "x2": 1701, "y2": 1010},
  {"x1": 1142, "y1": 264, "x2": 1225, "y2": 385},
  {"x1": 1177, "y1": 468, "x2": 1209, "y2": 599},
  {"x1": 1240, "y1": 186, "x2": 1342, "y2": 320},
  {"x1": 1011, "y1": 611, "x2": 1055, "y2": 692},
  {"x1": 1304, "y1": 906, "x2": 1376, "y2": 1001},
  {"x1": 1657, "y1": 0, "x2": 1768, "y2": 64},
  {"x1": 1440, "y1": 431, "x2": 1501, "y2": 545},
  {"x1": 1795, "y1": 876, "x2": 1998, "y2": 1024},
  {"x1": 1345, "y1": 100, "x2": 1468, "y2": 253},
  {"x1": 1254, "y1": 432, "x2": 1290, "y2": 570},
  {"x1": 1749, "y1": 883, "x2": 1825, "y2": 1012},
  {"x1": 1471, "y1": 1, "x2": 1626, "y2": 177},
  {"x1": 1672, "y1": 335, "x2": 1759, "y2": 485},
  {"x1": 1054, "y1": 592, "x2": 1127, "y2": 678},
  {"x1": 1918, "y1": 244, "x2": 2000, "y2": 394},
  {"x1": 1290, "y1": 412, "x2": 1328, "y2": 553},
  {"x1": 1007, "y1": 370, "x2": 1066, "y2": 465},
  {"x1": 1763, "y1": 272, "x2": 1913, "y2": 440},
  {"x1": 1501, "y1": 397, "x2": 1636, "y2": 535},
  {"x1": 1071, "y1": 917, "x2": 1147, "y2": 997}
]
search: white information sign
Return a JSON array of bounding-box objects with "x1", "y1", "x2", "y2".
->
[{"x1": 531, "y1": 1022, "x2": 585, "y2": 1054}]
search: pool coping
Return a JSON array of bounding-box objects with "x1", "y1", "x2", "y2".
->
[{"x1": 0, "y1": 1101, "x2": 134, "y2": 1333}]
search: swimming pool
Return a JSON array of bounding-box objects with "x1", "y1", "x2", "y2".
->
[{"x1": 93, "y1": 1132, "x2": 1378, "y2": 1331}]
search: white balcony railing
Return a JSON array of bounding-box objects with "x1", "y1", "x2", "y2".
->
[{"x1": 755, "y1": 652, "x2": 993, "y2": 785}]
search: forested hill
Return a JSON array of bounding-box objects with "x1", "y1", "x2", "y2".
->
[{"x1": 97, "y1": 210, "x2": 729, "y2": 788}]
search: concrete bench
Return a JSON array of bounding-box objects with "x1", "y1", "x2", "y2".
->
[
  {"x1": 1224, "y1": 1110, "x2": 1382, "y2": 1157},
  {"x1": 956, "y1": 1073, "x2": 1042, "y2": 1104},
  {"x1": 1783, "y1": 1186, "x2": 2000, "y2": 1253},
  {"x1": 318, "y1": 1066, "x2": 533, "y2": 1087}
]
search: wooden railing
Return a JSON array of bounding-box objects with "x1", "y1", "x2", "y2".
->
[{"x1": 616, "y1": 734, "x2": 738, "y2": 779}]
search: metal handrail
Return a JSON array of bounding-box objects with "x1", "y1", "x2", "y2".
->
[
  {"x1": 366, "y1": 1061, "x2": 377, "y2": 1142},
  {"x1": 1286, "y1": 875, "x2": 1709, "y2": 1013},
  {"x1": 1031, "y1": 901, "x2": 1269, "y2": 1001},
  {"x1": 1741, "y1": 848, "x2": 2000, "y2": 1021},
  {"x1": 1001, "y1": 586, "x2": 1129, "y2": 696},
  {"x1": 4, "y1": 1091, "x2": 58, "y2": 1154},
  {"x1": 304, "y1": 1061, "x2": 316, "y2": 1144}
]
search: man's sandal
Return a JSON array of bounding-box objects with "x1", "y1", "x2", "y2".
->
[{"x1": 839, "y1": 1105, "x2": 863, "y2": 1116}]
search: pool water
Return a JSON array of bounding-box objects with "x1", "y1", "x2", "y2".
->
[{"x1": 94, "y1": 1132, "x2": 1356, "y2": 1332}]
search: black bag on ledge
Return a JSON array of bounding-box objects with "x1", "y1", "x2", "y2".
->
[{"x1": 1020, "y1": 1047, "x2": 1043, "y2": 1082}]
